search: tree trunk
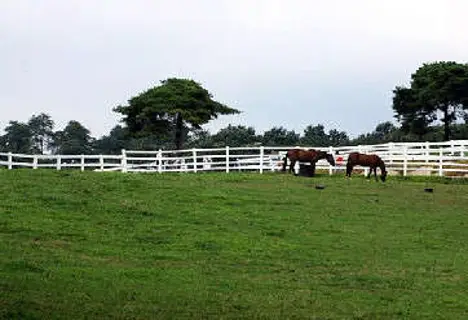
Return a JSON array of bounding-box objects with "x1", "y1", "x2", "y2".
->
[
  {"x1": 443, "y1": 107, "x2": 450, "y2": 141},
  {"x1": 174, "y1": 112, "x2": 183, "y2": 150}
]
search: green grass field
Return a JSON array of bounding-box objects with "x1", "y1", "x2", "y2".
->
[{"x1": 1, "y1": 169, "x2": 468, "y2": 319}]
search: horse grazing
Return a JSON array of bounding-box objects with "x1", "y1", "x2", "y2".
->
[
  {"x1": 345, "y1": 152, "x2": 387, "y2": 182},
  {"x1": 282, "y1": 148, "x2": 335, "y2": 174}
]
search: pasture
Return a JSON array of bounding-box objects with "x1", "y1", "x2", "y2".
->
[{"x1": 1, "y1": 169, "x2": 468, "y2": 319}]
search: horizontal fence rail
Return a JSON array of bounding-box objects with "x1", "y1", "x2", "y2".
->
[{"x1": 1, "y1": 140, "x2": 468, "y2": 177}]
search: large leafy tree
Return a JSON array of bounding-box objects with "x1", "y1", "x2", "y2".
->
[
  {"x1": 52, "y1": 120, "x2": 95, "y2": 155},
  {"x1": 113, "y1": 78, "x2": 241, "y2": 149},
  {"x1": 392, "y1": 86, "x2": 431, "y2": 138},
  {"x1": 0, "y1": 135, "x2": 6, "y2": 152},
  {"x1": 1, "y1": 121, "x2": 33, "y2": 153},
  {"x1": 185, "y1": 129, "x2": 214, "y2": 148},
  {"x1": 262, "y1": 126, "x2": 300, "y2": 146},
  {"x1": 301, "y1": 124, "x2": 329, "y2": 146},
  {"x1": 27, "y1": 113, "x2": 55, "y2": 154},
  {"x1": 327, "y1": 129, "x2": 349, "y2": 147},
  {"x1": 211, "y1": 125, "x2": 258, "y2": 147},
  {"x1": 349, "y1": 122, "x2": 398, "y2": 145},
  {"x1": 392, "y1": 61, "x2": 468, "y2": 140},
  {"x1": 93, "y1": 125, "x2": 129, "y2": 154}
]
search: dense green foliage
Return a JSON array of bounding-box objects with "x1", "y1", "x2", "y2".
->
[
  {"x1": 1, "y1": 170, "x2": 467, "y2": 319},
  {"x1": 2, "y1": 113, "x2": 468, "y2": 155},
  {"x1": 113, "y1": 78, "x2": 241, "y2": 149},
  {"x1": 392, "y1": 61, "x2": 468, "y2": 140}
]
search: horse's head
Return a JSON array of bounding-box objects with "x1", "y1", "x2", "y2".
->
[
  {"x1": 378, "y1": 157, "x2": 387, "y2": 182},
  {"x1": 314, "y1": 151, "x2": 335, "y2": 166},
  {"x1": 325, "y1": 153, "x2": 336, "y2": 166},
  {"x1": 380, "y1": 169, "x2": 387, "y2": 182}
]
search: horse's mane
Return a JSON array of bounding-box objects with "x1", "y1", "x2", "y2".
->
[{"x1": 377, "y1": 156, "x2": 386, "y2": 171}]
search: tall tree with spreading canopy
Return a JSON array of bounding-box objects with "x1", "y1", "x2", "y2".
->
[
  {"x1": 1, "y1": 121, "x2": 33, "y2": 153},
  {"x1": 211, "y1": 125, "x2": 258, "y2": 147},
  {"x1": 28, "y1": 113, "x2": 55, "y2": 154},
  {"x1": 392, "y1": 86, "x2": 431, "y2": 139},
  {"x1": 301, "y1": 124, "x2": 329, "y2": 146},
  {"x1": 52, "y1": 120, "x2": 95, "y2": 155},
  {"x1": 327, "y1": 129, "x2": 349, "y2": 146},
  {"x1": 113, "y1": 78, "x2": 241, "y2": 149},
  {"x1": 262, "y1": 126, "x2": 300, "y2": 146},
  {"x1": 93, "y1": 125, "x2": 129, "y2": 154},
  {"x1": 392, "y1": 61, "x2": 468, "y2": 140}
]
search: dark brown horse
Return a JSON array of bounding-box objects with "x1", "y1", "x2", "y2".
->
[
  {"x1": 282, "y1": 148, "x2": 335, "y2": 174},
  {"x1": 345, "y1": 152, "x2": 387, "y2": 182}
]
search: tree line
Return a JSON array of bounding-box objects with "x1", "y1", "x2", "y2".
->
[
  {"x1": 1, "y1": 112, "x2": 468, "y2": 155},
  {"x1": 1, "y1": 60, "x2": 468, "y2": 155}
]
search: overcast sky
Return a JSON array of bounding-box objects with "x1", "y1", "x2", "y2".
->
[{"x1": 1, "y1": 0, "x2": 466, "y2": 139}]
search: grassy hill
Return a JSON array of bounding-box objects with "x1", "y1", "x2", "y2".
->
[{"x1": 1, "y1": 169, "x2": 468, "y2": 319}]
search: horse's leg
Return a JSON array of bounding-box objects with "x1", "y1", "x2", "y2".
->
[
  {"x1": 311, "y1": 162, "x2": 316, "y2": 176},
  {"x1": 289, "y1": 160, "x2": 296, "y2": 174},
  {"x1": 346, "y1": 163, "x2": 353, "y2": 178},
  {"x1": 374, "y1": 166, "x2": 378, "y2": 181},
  {"x1": 366, "y1": 167, "x2": 372, "y2": 179},
  {"x1": 282, "y1": 156, "x2": 288, "y2": 172}
]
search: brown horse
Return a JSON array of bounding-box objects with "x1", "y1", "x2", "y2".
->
[
  {"x1": 345, "y1": 152, "x2": 387, "y2": 182},
  {"x1": 282, "y1": 148, "x2": 335, "y2": 174}
]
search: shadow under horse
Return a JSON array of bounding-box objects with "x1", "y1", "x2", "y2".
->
[
  {"x1": 282, "y1": 148, "x2": 336, "y2": 175},
  {"x1": 345, "y1": 152, "x2": 387, "y2": 182}
]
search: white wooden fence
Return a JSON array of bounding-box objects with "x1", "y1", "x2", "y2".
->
[{"x1": 1, "y1": 140, "x2": 468, "y2": 177}]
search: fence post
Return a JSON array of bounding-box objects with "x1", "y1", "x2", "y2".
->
[
  {"x1": 192, "y1": 149, "x2": 197, "y2": 173},
  {"x1": 450, "y1": 140, "x2": 455, "y2": 155},
  {"x1": 438, "y1": 149, "x2": 443, "y2": 176},
  {"x1": 33, "y1": 155, "x2": 38, "y2": 169},
  {"x1": 403, "y1": 146, "x2": 408, "y2": 176},
  {"x1": 425, "y1": 141, "x2": 430, "y2": 163},
  {"x1": 121, "y1": 149, "x2": 127, "y2": 173},
  {"x1": 80, "y1": 154, "x2": 85, "y2": 171},
  {"x1": 157, "y1": 149, "x2": 162, "y2": 173},
  {"x1": 388, "y1": 142, "x2": 394, "y2": 165},
  {"x1": 7, "y1": 152, "x2": 12, "y2": 169},
  {"x1": 225, "y1": 146, "x2": 230, "y2": 173},
  {"x1": 328, "y1": 146, "x2": 334, "y2": 175},
  {"x1": 56, "y1": 156, "x2": 61, "y2": 170},
  {"x1": 259, "y1": 146, "x2": 264, "y2": 174},
  {"x1": 99, "y1": 155, "x2": 104, "y2": 171}
]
